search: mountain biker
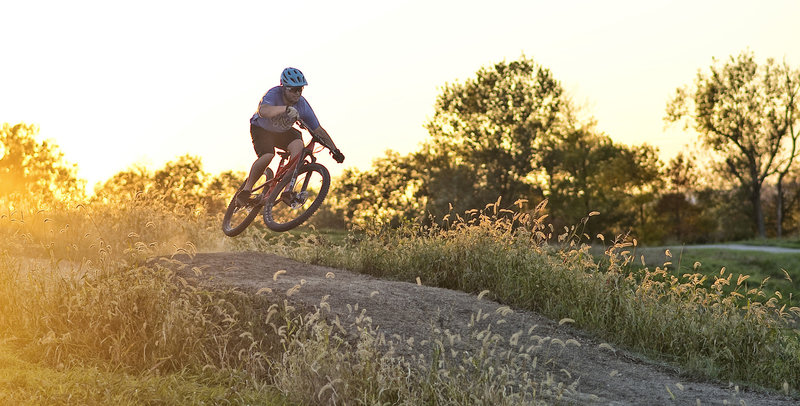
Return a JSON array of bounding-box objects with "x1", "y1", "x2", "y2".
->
[{"x1": 238, "y1": 67, "x2": 345, "y2": 205}]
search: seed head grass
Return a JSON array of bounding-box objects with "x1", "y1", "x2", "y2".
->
[
  {"x1": 283, "y1": 200, "x2": 800, "y2": 395},
  {"x1": 1, "y1": 194, "x2": 583, "y2": 404}
]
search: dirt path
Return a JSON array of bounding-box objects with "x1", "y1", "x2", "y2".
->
[{"x1": 169, "y1": 251, "x2": 796, "y2": 405}]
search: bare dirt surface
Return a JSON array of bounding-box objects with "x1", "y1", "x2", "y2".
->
[{"x1": 168, "y1": 251, "x2": 797, "y2": 406}]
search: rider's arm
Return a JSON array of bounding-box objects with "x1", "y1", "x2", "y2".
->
[
  {"x1": 257, "y1": 104, "x2": 288, "y2": 118},
  {"x1": 310, "y1": 126, "x2": 338, "y2": 151}
]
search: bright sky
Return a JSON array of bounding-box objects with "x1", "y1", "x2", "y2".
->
[{"x1": 2, "y1": 0, "x2": 799, "y2": 193}]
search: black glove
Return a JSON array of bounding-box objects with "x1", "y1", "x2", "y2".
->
[{"x1": 331, "y1": 149, "x2": 345, "y2": 163}]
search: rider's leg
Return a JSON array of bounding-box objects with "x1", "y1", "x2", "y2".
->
[
  {"x1": 245, "y1": 124, "x2": 277, "y2": 195},
  {"x1": 244, "y1": 152, "x2": 274, "y2": 192},
  {"x1": 280, "y1": 138, "x2": 306, "y2": 200},
  {"x1": 286, "y1": 138, "x2": 303, "y2": 159}
]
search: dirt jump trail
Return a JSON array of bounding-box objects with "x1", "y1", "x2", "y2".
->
[{"x1": 168, "y1": 251, "x2": 796, "y2": 405}]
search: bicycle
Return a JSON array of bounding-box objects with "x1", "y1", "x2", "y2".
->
[{"x1": 222, "y1": 120, "x2": 335, "y2": 236}]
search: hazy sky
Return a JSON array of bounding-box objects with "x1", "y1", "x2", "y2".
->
[{"x1": 2, "y1": 0, "x2": 798, "y2": 192}]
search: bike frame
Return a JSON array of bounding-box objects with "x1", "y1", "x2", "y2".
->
[{"x1": 251, "y1": 120, "x2": 330, "y2": 204}]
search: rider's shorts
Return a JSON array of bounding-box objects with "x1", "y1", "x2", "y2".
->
[{"x1": 250, "y1": 124, "x2": 302, "y2": 157}]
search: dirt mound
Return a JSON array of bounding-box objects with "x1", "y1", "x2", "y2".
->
[{"x1": 168, "y1": 251, "x2": 795, "y2": 405}]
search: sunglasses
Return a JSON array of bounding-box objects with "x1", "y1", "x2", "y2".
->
[{"x1": 286, "y1": 86, "x2": 303, "y2": 94}]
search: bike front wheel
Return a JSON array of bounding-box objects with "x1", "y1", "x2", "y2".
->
[
  {"x1": 221, "y1": 180, "x2": 264, "y2": 237},
  {"x1": 262, "y1": 163, "x2": 330, "y2": 232}
]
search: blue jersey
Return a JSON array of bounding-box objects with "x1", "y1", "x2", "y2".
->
[{"x1": 250, "y1": 86, "x2": 320, "y2": 132}]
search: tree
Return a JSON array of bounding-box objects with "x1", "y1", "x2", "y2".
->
[
  {"x1": 328, "y1": 151, "x2": 423, "y2": 228},
  {"x1": 0, "y1": 122, "x2": 83, "y2": 203},
  {"x1": 540, "y1": 123, "x2": 663, "y2": 236},
  {"x1": 666, "y1": 50, "x2": 800, "y2": 238},
  {"x1": 93, "y1": 164, "x2": 153, "y2": 202},
  {"x1": 650, "y1": 153, "x2": 715, "y2": 243},
  {"x1": 152, "y1": 154, "x2": 206, "y2": 206},
  {"x1": 422, "y1": 55, "x2": 565, "y2": 217},
  {"x1": 203, "y1": 170, "x2": 246, "y2": 214},
  {"x1": 93, "y1": 155, "x2": 218, "y2": 212},
  {"x1": 772, "y1": 67, "x2": 800, "y2": 237}
]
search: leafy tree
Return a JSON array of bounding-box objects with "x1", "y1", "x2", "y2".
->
[
  {"x1": 666, "y1": 50, "x2": 800, "y2": 238},
  {"x1": 0, "y1": 122, "x2": 83, "y2": 203},
  {"x1": 414, "y1": 144, "x2": 502, "y2": 219},
  {"x1": 203, "y1": 170, "x2": 246, "y2": 214},
  {"x1": 651, "y1": 153, "x2": 715, "y2": 243},
  {"x1": 328, "y1": 151, "x2": 423, "y2": 228},
  {"x1": 768, "y1": 167, "x2": 800, "y2": 236},
  {"x1": 93, "y1": 155, "x2": 221, "y2": 212},
  {"x1": 422, "y1": 55, "x2": 565, "y2": 217},
  {"x1": 152, "y1": 154, "x2": 206, "y2": 206},
  {"x1": 540, "y1": 123, "x2": 663, "y2": 237},
  {"x1": 772, "y1": 69, "x2": 800, "y2": 237},
  {"x1": 92, "y1": 164, "x2": 153, "y2": 202}
]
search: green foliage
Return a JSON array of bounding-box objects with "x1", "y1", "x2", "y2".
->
[
  {"x1": 326, "y1": 150, "x2": 423, "y2": 228},
  {"x1": 541, "y1": 124, "x2": 663, "y2": 236},
  {"x1": 202, "y1": 169, "x2": 246, "y2": 214},
  {"x1": 648, "y1": 153, "x2": 717, "y2": 243},
  {"x1": 666, "y1": 50, "x2": 800, "y2": 238},
  {"x1": 0, "y1": 122, "x2": 83, "y2": 204},
  {"x1": 93, "y1": 154, "x2": 244, "y2": 216},
  {"x1": 328, "y1": 56, "x2": 667, "y2": 239},
  {"x1": 421, "y1": 55, "x2": 563, "y2": 216}
]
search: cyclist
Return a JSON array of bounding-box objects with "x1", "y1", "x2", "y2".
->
[{"x1": 238, "y1": 67, "x2": 345, "y2": 205}]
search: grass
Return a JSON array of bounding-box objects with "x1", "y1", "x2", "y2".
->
[
  {"x1": 0, "y1": 196, "x2": 577, "y2": 405},
  {"x1": 0, "y1": 344, "x2": 285, "y2": 405},
  {"x1": 3, "y1": 191, "x2": 800, "y2": 402},
  {"x1": 734, "y1": 237, "x2": 800, "y2": 249},
  {"x1": 279, "y1": 202, "x2": 800, "y2": 396},
  {"x1": 620, "y1": 246, "x2": 799, "y2": 310}
]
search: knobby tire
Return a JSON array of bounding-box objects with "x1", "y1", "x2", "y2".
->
[
  {"x1": 221, "y1": 181, "x2": 263, "y2": 237},
  {"x1": 262, "y1": 162, "x2": 330, "y2": 232}
]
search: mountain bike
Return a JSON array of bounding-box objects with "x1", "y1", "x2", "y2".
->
[{"x1": 222, "y1": 121, "x2": 334, "y2": 236}]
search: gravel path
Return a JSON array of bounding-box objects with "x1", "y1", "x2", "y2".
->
[{"x1": 672, "y1": 244, "x2": 800, "y2": 254}]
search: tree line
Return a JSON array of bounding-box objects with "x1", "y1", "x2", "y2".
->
[
  {"x1": 322, "y1": 51, "x2": 800, "y2": 243},
  {"x1": 0, "y1": 123, "x2": 238, "y2": 216},
  {"x1": 2, "y1": 50, "x2": 798, "y2": 244}
]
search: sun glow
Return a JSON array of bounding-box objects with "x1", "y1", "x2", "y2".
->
[{"x1": 1, "y1": 1, "x2": 798, "y2": 193}]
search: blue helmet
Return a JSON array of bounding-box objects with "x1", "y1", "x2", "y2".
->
[{"x1": 280, "y1": 67, "x2": 308, "y2": 87}]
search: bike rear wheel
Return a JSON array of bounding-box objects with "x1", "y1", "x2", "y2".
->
[
  {"x1": 221, "y1": 180, "x2": 264, "y2": 237},
  {"x1": 262, "y1": 163, "x2": 330, "y2": 232}
]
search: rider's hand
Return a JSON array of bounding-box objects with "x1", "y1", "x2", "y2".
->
[
  {"x1": 331, "y1": 149, "x2": 345, "y2": 163},
  {"x1": 285, "y1": 106, "x2": 299, "y2": 122}
]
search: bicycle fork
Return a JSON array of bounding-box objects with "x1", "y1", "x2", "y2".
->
[{"x1": 282, "y1": 161, "x2": 311, "y2": 209}]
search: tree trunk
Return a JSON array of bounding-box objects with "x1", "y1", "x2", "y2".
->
[
  {"x1": 777, "y1": 175, "x2": 785, "y2": 238},
  {"x1": 753, "y1": 182, "x2": 766, "y2": 239}
]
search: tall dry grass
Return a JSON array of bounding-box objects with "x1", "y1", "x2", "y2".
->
[
  {"x1": 283, "y1": 200, "x2": 800, "y2": 395},
  {"x1": 0, "y1": 194, "x2": 581, "y2": 404}
]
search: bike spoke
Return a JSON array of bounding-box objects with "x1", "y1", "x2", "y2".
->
[
  {"x1": 262, "y1": 163, "x2": 330, "y2": 231},
  {"x1": 221, "y1": 177, "x2": 269, "y2": 236},
  {"x1": 269, "y1": 170, "x2": 324, "y2": 223}
]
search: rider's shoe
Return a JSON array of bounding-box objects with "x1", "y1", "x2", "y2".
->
[{"x1": 237, "y1": 189, "x2": 254, "y2": 206}]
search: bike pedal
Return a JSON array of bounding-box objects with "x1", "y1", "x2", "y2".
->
[
  {"x1": 236, "y1": 190, "x2": 252, "y2": 206},
  {"x1": 280, "y1": 192, "x2": 293, "y2": 206}
]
